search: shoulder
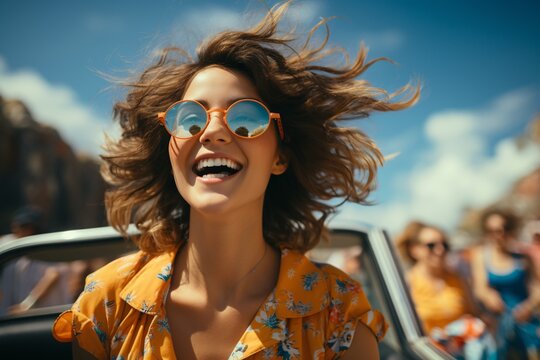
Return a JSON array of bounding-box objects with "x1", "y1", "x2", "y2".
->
[
  {"x1": 317, "y1": 262, "x2": 378, "y2": 321},
  {"x1": 316, "y1": 262, "x2": 387, "y2": 349},
  {"x1": 90, "y1": 250, "x2": 151, "y2": 281},
  {"x1": 318, "y1": 262, "x2": 368, "y2": 310},
  {"x1": 52, "y1": 251, "x2": 153, "y2": 356},
  {"x1": 69, "y1": 250, "x2": 160, "y2": 323},
  {"x1": 469, "y1": 245, "x2": 487, "y2": 266},
  {"x1": 78, "y1": 251, "x2": 149, "y2": 301},
  {"x1": 314, "y1": 263, "x2": 387, "y2": 358},
  {"x1": 282, "y1": 251, "x2": 371, "y2": 317}
]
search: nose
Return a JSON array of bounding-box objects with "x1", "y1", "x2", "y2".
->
[
  {"x1": 432, "y1": 243, "x2": 447, "y2": 256},
  {"x1": 198, "y1": 109, "x2": 232, "y2": 144}
]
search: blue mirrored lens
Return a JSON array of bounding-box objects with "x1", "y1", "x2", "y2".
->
[
  {"x1": 227, "y1": 101, "x2": 269, "y2": 138},
  {"x1": 165, "y1": 101, "x2": 207, "y2": 137}
]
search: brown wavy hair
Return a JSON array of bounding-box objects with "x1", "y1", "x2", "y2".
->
[{"x1": 102, "y1": 2, "x2": 420, "y2": 254}]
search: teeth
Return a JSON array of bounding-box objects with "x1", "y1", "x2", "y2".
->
[
  {"x1": 196, "y1": 157, "x2": 241, "y2": 171},
  {"x1": 201, "y1": 173, "x2": 228, "y2": 179}
]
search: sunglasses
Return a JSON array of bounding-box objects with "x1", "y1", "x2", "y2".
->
[
  {"x1": 422, "y1": 241, "x2": 450, "y2": 252},
  {"x1": 485, "y1": 228, "x2": 506, "y2": 235},
  {"x1": 157, "y1": 99, "x2": 284, "y2": 140}
]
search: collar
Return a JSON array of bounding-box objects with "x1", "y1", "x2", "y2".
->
[
  {"x1": 119, "y1": 247, "x2": 330, "y2": 318},
  {"x1": 119, "y1": 248, "x2": 177, "y2": 315}
]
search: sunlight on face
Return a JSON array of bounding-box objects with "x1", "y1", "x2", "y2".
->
[{"x1": 168, "y1": 66, "x2": 283, "y2": 217}]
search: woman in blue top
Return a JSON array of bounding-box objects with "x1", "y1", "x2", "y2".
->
[{"x1": 471, "y1": 209, "x2": 540, "y2": 360}]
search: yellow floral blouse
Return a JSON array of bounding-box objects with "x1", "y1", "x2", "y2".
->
[{"x1": 53, "y1": 248, "x2": 387, "y2": 359}]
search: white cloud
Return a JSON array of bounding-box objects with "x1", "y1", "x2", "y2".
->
[
  {"x1": 358, "y1": 29, "x2": 406, "y2": 52},
  {"x1": 333, "y1": 89, "x2": 540, "y2": 235},
  {"x1": 481, "y1": 88, "x2": 535, "y2": 134},
  {"x1": 172, "y1": 7, "x2": 245, "y2": 39},
  {"x1": 0, "y1": 57, "x2": 112, "y2": 157},
  {"x1": 168, "y1": 1, "x2": 322, "y2": 42},
  {"x1": 284, "y1": 1, "x2": 322, "y2": 24}
]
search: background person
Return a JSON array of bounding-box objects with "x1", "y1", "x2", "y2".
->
[
  {"x1": 396, "y1": 221, "x2": 496, "y2": 359},
  {"x1": 471, "y1": 209, "x2": 540, "y2": 360},
  {"x1": 0, "y1": 207, "x2": 72, "y2": 315}
]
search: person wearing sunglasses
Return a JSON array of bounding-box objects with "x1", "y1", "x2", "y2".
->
[
  {"x1": 470, "y1": 209, "x2": 540, "y2": 360},
  {"x1": 395, "y1": 221, "x2": 496, "y2": 359},
  {"x1": 52, "y1": 2, "x2": 419, "y2": 359}
]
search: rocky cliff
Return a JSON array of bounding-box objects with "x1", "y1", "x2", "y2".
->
[{"x1": 0, "y1": 95, "x2": 106, "y2": 234}]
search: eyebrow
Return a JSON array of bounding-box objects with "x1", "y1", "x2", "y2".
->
[{"x1": 193, "y1": 97, "x2": 256, "y2": 109}]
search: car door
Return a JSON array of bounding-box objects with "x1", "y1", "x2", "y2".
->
[{"x1": 0, "y1": 222, "x2": 451, "y2": 359}]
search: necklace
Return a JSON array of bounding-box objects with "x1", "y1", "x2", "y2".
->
[
  {"x1": 236, "y1": 243, "x2": 268, "y2": 284},
  {"x1": 178, "y1": 242, "x2": 269, "y2": 289}
]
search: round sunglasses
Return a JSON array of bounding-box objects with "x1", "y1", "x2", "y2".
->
[{"x1": 157, "y1": 99, "x2": 284, "y2": 140}]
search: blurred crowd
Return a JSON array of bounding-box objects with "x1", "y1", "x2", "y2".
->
[
  {"x1": 395, "y1": 209, "x2": 540, "y2": 360},
  {"x1": 0, "y1": 207, "x2": 106, "y2": 316}
]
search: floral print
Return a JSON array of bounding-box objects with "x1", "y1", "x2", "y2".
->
[
  {"x1": 302, "y1": 272, "x2": 319, "y2": 291},
  {"x1": 326, "y1": 322, "x2": 356, "y2": 353},
  {"x1": 52, "y1": 248, "x2": 387, "y2": 359}
]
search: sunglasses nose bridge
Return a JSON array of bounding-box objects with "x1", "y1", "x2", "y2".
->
[
  {"x1": 199, "y1": 108, "x2": 232, "y2": 143},
  {"x1": 432, "y1": 242, "x2": 449, "y2": 254},
  {"x1": 207, "y1": 108, "x2": 227, "y2": 116},
  {"x1": 206, "y1": 108, "x2": 228, "y2": 125}
]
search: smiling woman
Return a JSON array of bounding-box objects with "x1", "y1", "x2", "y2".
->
[{"x1": 51, "y1": 2, "x2": 418, "y2": 359}]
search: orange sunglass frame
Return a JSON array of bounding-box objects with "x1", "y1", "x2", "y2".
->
[{"x1": 157, "y1": 98, "x2": 284, "y2": 140}]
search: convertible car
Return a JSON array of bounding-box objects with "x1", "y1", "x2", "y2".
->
[{"x1": 0, "y1": 220, "x2": 452, "y2": 359}]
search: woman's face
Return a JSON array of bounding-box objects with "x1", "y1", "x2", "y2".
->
[
  {"x1": 168, "y1": 66, "x2": 286, "y2": 216},
  {"x1": 484, "y1": 214, "x2": 510, "y2": 248},
  {"x1": 411, "y1": 227, "x2": 449, "y2": 270}
]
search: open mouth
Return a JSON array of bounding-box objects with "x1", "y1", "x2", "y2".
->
[{"x1": 193, "y1": 157, "x2": 242, "y2": 179}]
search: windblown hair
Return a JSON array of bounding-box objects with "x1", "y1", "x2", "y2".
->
[{"x1": 102, "y1": 2, "x2": 419, "y2": 254}]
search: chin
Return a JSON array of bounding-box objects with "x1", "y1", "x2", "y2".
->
[
  {"x1": 187, "y1": 191, "x2": 265, "y2": 219},
  {"x1": 188, "y1": 194, "x2": 234, "y2": 215}
]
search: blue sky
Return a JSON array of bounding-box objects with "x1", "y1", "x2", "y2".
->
[{"x1": 1, "y1": 0, "x2": 539, "y2": 235}]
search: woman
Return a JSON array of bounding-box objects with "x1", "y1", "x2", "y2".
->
[
  {"x1": 396, "y1": 221, "x2": 496, "y2": 359},
  {"x1": 471, "y1": 209, "x2": 540, "y2": 360},
  {"x1": 52, "y1": 3, "x2": 418, "y2": 359}
]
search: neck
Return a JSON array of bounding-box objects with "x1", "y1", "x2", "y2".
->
[{"x1": 174, "y1": 205, "x2": 279, "y2": 304}]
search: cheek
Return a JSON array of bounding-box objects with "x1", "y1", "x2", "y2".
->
[
  {"x1": 251, "y1": 130, "x2": 280, "y2": 166},
  {"x1": 168, "y1": 138, "x2": 180, "y2": 167},
  {"x1": 410, "y1": 245, "x2": 426, "y2": 261},
  {"x1": 168, "y1": 137, "x2": 192, "y2": 181}
]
